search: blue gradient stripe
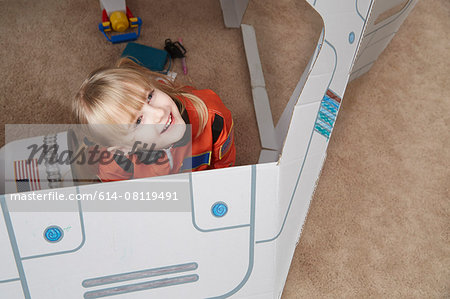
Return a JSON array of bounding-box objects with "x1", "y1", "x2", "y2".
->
[
  {"x1": 318, "y1": 112, "x2": 334, "y2": 127},
  {"x1": 321, "y1": 102, "x2": 338, "y2": 115},
  {"x1": 320, "y1": 105, "x2": 336, "y2": 119},
  {"x1": 323, "y1": 95, "x2": 339, "y2": 109},
  {"x1": 316, "y1": 120, "x2": 331, "y2": 132},
  {"x1": 316, "y1": 119, "x2": 332, "y2": 131},
  {"x1": 314, "y1": 124, "x2": 330, "y2": 138},
  {"x1": 319, "y1": 110, "x2": 335, "y2": 124}
]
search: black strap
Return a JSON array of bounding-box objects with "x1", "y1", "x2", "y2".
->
[
  {"x1": 212, "y1": 114, "x2": 224, "y2": 144},
  {"x1": 173, "y1": 109, "x2": 191, "y2": 148},
  {"x1": 113, "y1": 154, "x2": 134, "y2": 173}
]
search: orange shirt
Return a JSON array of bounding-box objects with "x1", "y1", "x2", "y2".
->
[{"x1": 97, "y1": 88, "x2": 235, "y2": 182}]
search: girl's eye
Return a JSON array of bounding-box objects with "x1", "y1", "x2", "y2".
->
[
  {"x1": 136, "y1": 115, "x2": 143, "y2": 126},
  {"x1": 147, "y1": 91, "x2": 153, "y2": 103}
]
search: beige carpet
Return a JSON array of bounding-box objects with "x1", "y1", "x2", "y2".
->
[{"x1": 1, "y1": 0, "x2": 448, "y2": 297}]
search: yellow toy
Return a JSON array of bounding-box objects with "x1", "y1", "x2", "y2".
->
[{"x1": 99, "y1": 0, "x2": 142, "y2": 43}]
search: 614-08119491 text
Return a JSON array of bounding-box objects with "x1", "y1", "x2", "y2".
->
[{"x1": 97, "y1": 191, "x2": 179, "y2": 201}]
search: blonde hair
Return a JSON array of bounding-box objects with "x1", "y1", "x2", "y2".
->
[{"x1": 73, "y1": 58, "x2": 208, "y2": 146}]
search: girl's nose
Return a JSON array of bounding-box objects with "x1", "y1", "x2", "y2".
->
[{"x1": 148, "y1": 106, "x2": 165, "y2": 124}]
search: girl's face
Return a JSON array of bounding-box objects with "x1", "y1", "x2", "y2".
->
[{"x1": 127, "y1": 88, "x2": 186, "y2": 151}]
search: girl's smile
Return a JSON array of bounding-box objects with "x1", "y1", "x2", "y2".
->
[{"x1": 161, "y1": 112, "x2": 173, "y2": 134}]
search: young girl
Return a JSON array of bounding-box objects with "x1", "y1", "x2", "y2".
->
[{"x1": 73, "y1": 58, "x2": 235, "y2": 182}]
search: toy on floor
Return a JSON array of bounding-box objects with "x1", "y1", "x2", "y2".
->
[
  {"x1": 98, "y1": 0, "x2": 142, "y2": 44},
  {"x1": 164, "y1": 38, "x2": 187, "y2": 74},
  {"x1": 121, "y1": 42, "x2": 172, "y2": 74}
]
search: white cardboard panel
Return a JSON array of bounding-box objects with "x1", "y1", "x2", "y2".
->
[
  {"x1": 252, "y1": 87, "x2": 278, "y2": 150},
  {"x1": 191, "y1": 166, "x2": 252, "y2": 230},
  {"x1": 275, "y1": 145, "x2": 327, "y2": 289},
  {"x1": 355, "y1": 33, "x2": 396, "y2": 69},
  {"x1": 280, "y1": 102, "x2": 321, "y2": 164},
  {"x1": 277, "y1": 158, "x2": 305, "y2": 204},
  {"x1": 234, "y1": 242, "x2": 277, "y2": 298},
  {"x1": 241, "y1": 24, "x2": 266, "y2": 88},
  {"x1": 235, "y1": 291, "x2": 275, "y2": 299},
  {"x1": 356, "y1": 0, "x2": 373, "y2": 19},
  {"x1": 352, "y1": 36, "x2": 374, "y2": 71},
  {"x1": 75, "y1": 173, "x2": 192, "y2": 214},
  {"x1": 8, "y1": 193, "x2": 83, "y2": 258},
  {"x1": 308, "y1": 131, "x2": 329, "y2": 155},
  {"x1": 0, "y1": 281, "x2": 23, "y2": 299},
  {"x1": 353, "y1": 61, "x2": 374, "y2": 78},
  {"x1": 352, "y1": 48, "x2": 377, "y2": 74},
  {"x1": 368, "y1": 25, "x2": 397, "y2": 47},
  {"x1": 296, "y1": 73, "x2": 333, "y2": 106},
  {"x1": 241, "y1": 24, "x2": 278, "y2": 150},
  {"x1": 254, "y1": 163, "x2": 280, "y2": 242},
  {"x1": 274, "y1": 135, "x2": 329, "y2": 240},
  {"x1": 348, "y1": 69, "x2": 360, "y2": 81},
  {"x1": 371, "y1": 0, "x2": 410, "y2": 24},
  {"x1": 352, "y1": 0, "x2": 417, "y2": 78},
  {"x1": 367, "y1": 0, "x2": 416, "y2": 30},
  {"x1": 328, "y1": 71, "x2": 350, "y2": 98},
  {"x1": 0, "y1": 215, "x2": 19, "y2": 280},
  {"x1": 10, "y1": 211, "x2": 82, "y2": 259},
  {"x1": 99, "y1": 0, "x2": 126, "y2": 15},
  {"x1": 308, "y1": 29, "x2": 325, "y2": 76},
  {"x1": 275, "y1": 54, "x2": 314, "y2": 147},
  {"x1": 353, "y1": 34, "x2": 387, "y2": 71},
  {"x1": 309, "y1": 41, "x2": 337, "y2": 77},
  {"x1": 313, "y1": 1, "x2": 354, "y2": 16},
  {"x1": 356, "y1": 33, "x2": 374, "y2": 60},
  {"x1": 324, "y1": 13, "x2": 365, "y2": 75},
  {"x1": 219, "y1": 0, "x2": 249, "y2": 28},
  {"x1": 262, "y1": 158, "x2": 304, "y2": 242},
  {"x1": 23, "y1": 212, "x2": 251, "y2": 298},
  {"x1": 258, "y1": 149, "x2": 279, "y2": 164}
]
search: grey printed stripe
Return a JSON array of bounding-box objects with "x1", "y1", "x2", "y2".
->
[
  {"x1": 82, "y1": 262, "x2": 197, "y2": 288},
  {"x1": 83, "y1": 274, "x2": 199, "y2": 299}
]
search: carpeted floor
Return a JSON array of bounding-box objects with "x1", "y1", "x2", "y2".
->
[{"x1": 1, "y1": 0, "x2": 448, "y2": 297}]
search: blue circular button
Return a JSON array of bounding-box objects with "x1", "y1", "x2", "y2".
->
[
  {"x1": 44, "y1": 226, "x2": 64, "y2": 243},
  {"x1": 349, "y1": 32, "x2": 355, "y2": 44},
  {"x1": 211, "y1": 202, "x2": 228, "y2": 217}
]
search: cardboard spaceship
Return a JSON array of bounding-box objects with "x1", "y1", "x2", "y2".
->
[{"x1": 0, "y1": 0, "x2": 417, "y2": 297}]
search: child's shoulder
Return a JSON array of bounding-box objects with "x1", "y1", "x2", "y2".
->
[
  {"x1": 189, "y1": 88, "x2": 229, "y2": 113},
  {"x1": 189, "y1": 88, "x2": 217, "y2": 96}
]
